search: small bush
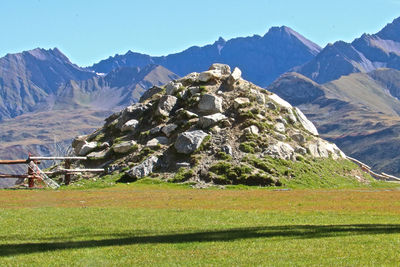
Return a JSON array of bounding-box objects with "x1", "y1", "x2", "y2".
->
[
  {"x1": 170, "y1": 168, "x2": 194, "y2": 183},
  {"x1": 239, "y1": 142, "x2": 257, "y2": 153}
]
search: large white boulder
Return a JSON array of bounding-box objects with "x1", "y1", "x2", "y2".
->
[
  {"x1": 294, "y1": 107, "x2": 319, "y2": 136},
  {"x1": 121, "y1": 119, "x2": 139, "y2": 132},
  {"x1": 264, "y1": 142, "x2": 295, "y2": 160},
  {"x1": 198, "y1": 94, "x2": 223, "y2": 114},
  {"x1": 175, "y1": 130, "x2": 209, "y2": 154},
  {"x1": 209, "y1": 63, "x2": 231, "y2": 75},
  {"x1": 198, "y1": 70, "x2": 222, "y2": 82}
]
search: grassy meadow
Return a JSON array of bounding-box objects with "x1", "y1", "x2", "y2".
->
[{"x1": 1, "y1": 179, "x2": 400, "y2": 266}]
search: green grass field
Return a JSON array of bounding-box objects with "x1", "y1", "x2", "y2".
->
[{"x1": 1, "y1": 180, "x2": 400, "y2": 266}]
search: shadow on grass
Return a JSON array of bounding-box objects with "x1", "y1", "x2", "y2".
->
[{"x1": 1, "y1": 224, "x2": 400, "y2": 257}]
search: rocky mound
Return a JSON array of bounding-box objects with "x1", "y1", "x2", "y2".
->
[{"x1": 70, "y1": 64, "x2": 352, "y2": 187}]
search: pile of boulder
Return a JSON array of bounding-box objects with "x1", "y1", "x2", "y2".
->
[{"x1": 71, "y1": 63, "x2": 346, "y2": 186}]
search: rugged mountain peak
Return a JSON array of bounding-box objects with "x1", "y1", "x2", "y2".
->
[
  {"x1": 70, "y1": 64, "x2": 352, "y2": 187},
  {"x1": 264, "y1": 26, "x2": 321, "y2": 55},
  {"x1": 376, "y1": 16, "x2": 400, "y2": 41}
]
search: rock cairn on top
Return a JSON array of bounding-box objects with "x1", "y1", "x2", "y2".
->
[{"x1": 72, "y1": 63, "x2": 346, "y2": 186}]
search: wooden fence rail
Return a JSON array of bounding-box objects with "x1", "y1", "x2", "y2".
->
[{"x1": 0, "y1": 155, "x2": 104, "y2": 189}]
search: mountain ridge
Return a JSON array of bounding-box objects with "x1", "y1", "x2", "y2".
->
[{"x1": 89, "y1": 25, "x2": 321, "y2": 86}]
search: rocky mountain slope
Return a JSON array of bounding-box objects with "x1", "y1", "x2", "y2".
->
[
  {"x1": 0, "y1": 48, "x2": 96, "y2": 120},
  {"x1": 90, "y1": 26, "x2": 321, "y2": 87},
  {"x1": 294, "y1": 17, "x2": 400, "y2": 83},
  {"x1": 64, "y1": 64, "x2": 373, "y2": 188},
  {"x1": 268, "y1": 69, "x2": 400, "y2": 175}
]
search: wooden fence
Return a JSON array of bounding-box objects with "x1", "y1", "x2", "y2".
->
[{"x1": 0, "y1": 155, "x2": 103, "y2": 189}]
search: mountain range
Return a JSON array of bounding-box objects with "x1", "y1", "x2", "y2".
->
[
  {"x1": 90, "y1": 26, "x2": 321, "y2": 87},
  {"x1": 1, "y1": 16, "x2": 400, "y2": 186}
]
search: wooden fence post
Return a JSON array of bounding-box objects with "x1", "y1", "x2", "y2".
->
[
  {"x1": 28, "y1": 160, "x2": 35, "y2": 188},
  {"x1": 64, "y1": 159, "x2": 71, "y2": 185}
]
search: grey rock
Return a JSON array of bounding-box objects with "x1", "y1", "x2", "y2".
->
[
  {"x1": 276, "y1": 116, "x2": 287, "y2": 125},
  {"x1": 291, "y1": 133, "x2": 306, "y2": 144},
  {"x1": 188, "y1": 86, "x2": 201, "y2": 95},
  {"x1": 177, "y1": 72, "x2": 199, "y2": 84},
  {"x1": 264, "y1": 142, "x2": 295, "y2": 160},
  {"x1": 268, "y1": 93, "x2": 293, "y2": 109},
  {"x1": 295, "y1": 146, "x2": 307, "y2": 155},
  {"x1": 87, "y1": 149, "x2": 109, "y2": 159},
  {"x1": 119, "y1": 103, "x2": 148, "y2": 127},
  {"x1": 150, "y1": 125, "x2": 163, "y2": 134},
  {"x1": 72, "y1": 135, "x2": 88, "y2": 155},
  {"x1": 121, "y1": 119, "x2": 139, "y2": 132},
  {"x1": 233, "y1": 97, "x2": 250, "y2": 109},
  {"x1": 78, "y1": 141, "x2": 98, "y2": 156},
  {"x1": 146, "y1": 137, "x2": 169, "y2": 147},
  {"x1": 198, "y1": 94, "x2": 223, "y2": 114},
  {"x1": 175, "y1": 130, "x2": 209, "y2": 154},
  {"x1": 275, "y1": 132, "x2": 287, "y2": 141},
  {"x1": 209, "y1": 63, "x2": 231, "y2": 75},
  {"x1": 244, "y1": 125, "x2": 259, "y2": 135},
  {"x1": 113, "y1": 141, "x2": 137, "y2": 154},
  {"x1": 156, "y1": 95, "x2": 178, "y2": 117},
  {"x1": 165, "y1": 81, "x2": 183, "y2": 95},
  {"x1": 198, "y1": 70, "x2": 222, "y2": 82},
  {"x1": 228, "y1": 67, "x2": 242, "y2": 84},
  {"x1": 128, "y1": 156, "x2": 159, "y2": 179},
  {"x1": 286, "y1": 109, "x2": 297, "y2": 124},
  {"x1": 250, "y1": 89, "x2": 266, "y2": 104},
  {"x1": 140, "y1": 86, "x2": 163, "y2": 102},
  {"x1": 274, "y1": 122, "x2": 286, "y2": 133},
  {"x1": 198, "y1": 113, "x2": 227, "y2": 128},
  {"x1": 161, "y1": 124, "x2": 178, "y2": 137},
  {"x1": 294, "y1": 107, "x2": 319, "y2": 136},
  {"x1": 266, "y1": 101, "x2": 277, "y2": 110}
]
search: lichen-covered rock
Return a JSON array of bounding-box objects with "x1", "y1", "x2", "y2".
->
[
  {"x1": 113, "y1": 141, "x2": 137, "y2": 154},
  {"x1": 175, "y1": 130, "x2": 208, "y2": 154},
  {"x1": 198, "y1": 113, "x2": 227, "y2": 129},
  {"x1": 294, "y1": 107, "x2": 319, "y2": 136},
  {"x1": 128, "y1": 156, "x2": 159, "y2": 179},
  {"x1": 156, "y1": 95, "x2": 178, "y2": 116},
  {"x1": 209, "y1": 63, "x2": 231, "y2": 75},
  {"x1": 198, "y1": 94, "x2": 223, "y2": 114}
]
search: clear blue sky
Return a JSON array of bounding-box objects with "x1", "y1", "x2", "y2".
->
[{"x1": 1, "y1": 0, "x2": 399, "y2": 66}]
